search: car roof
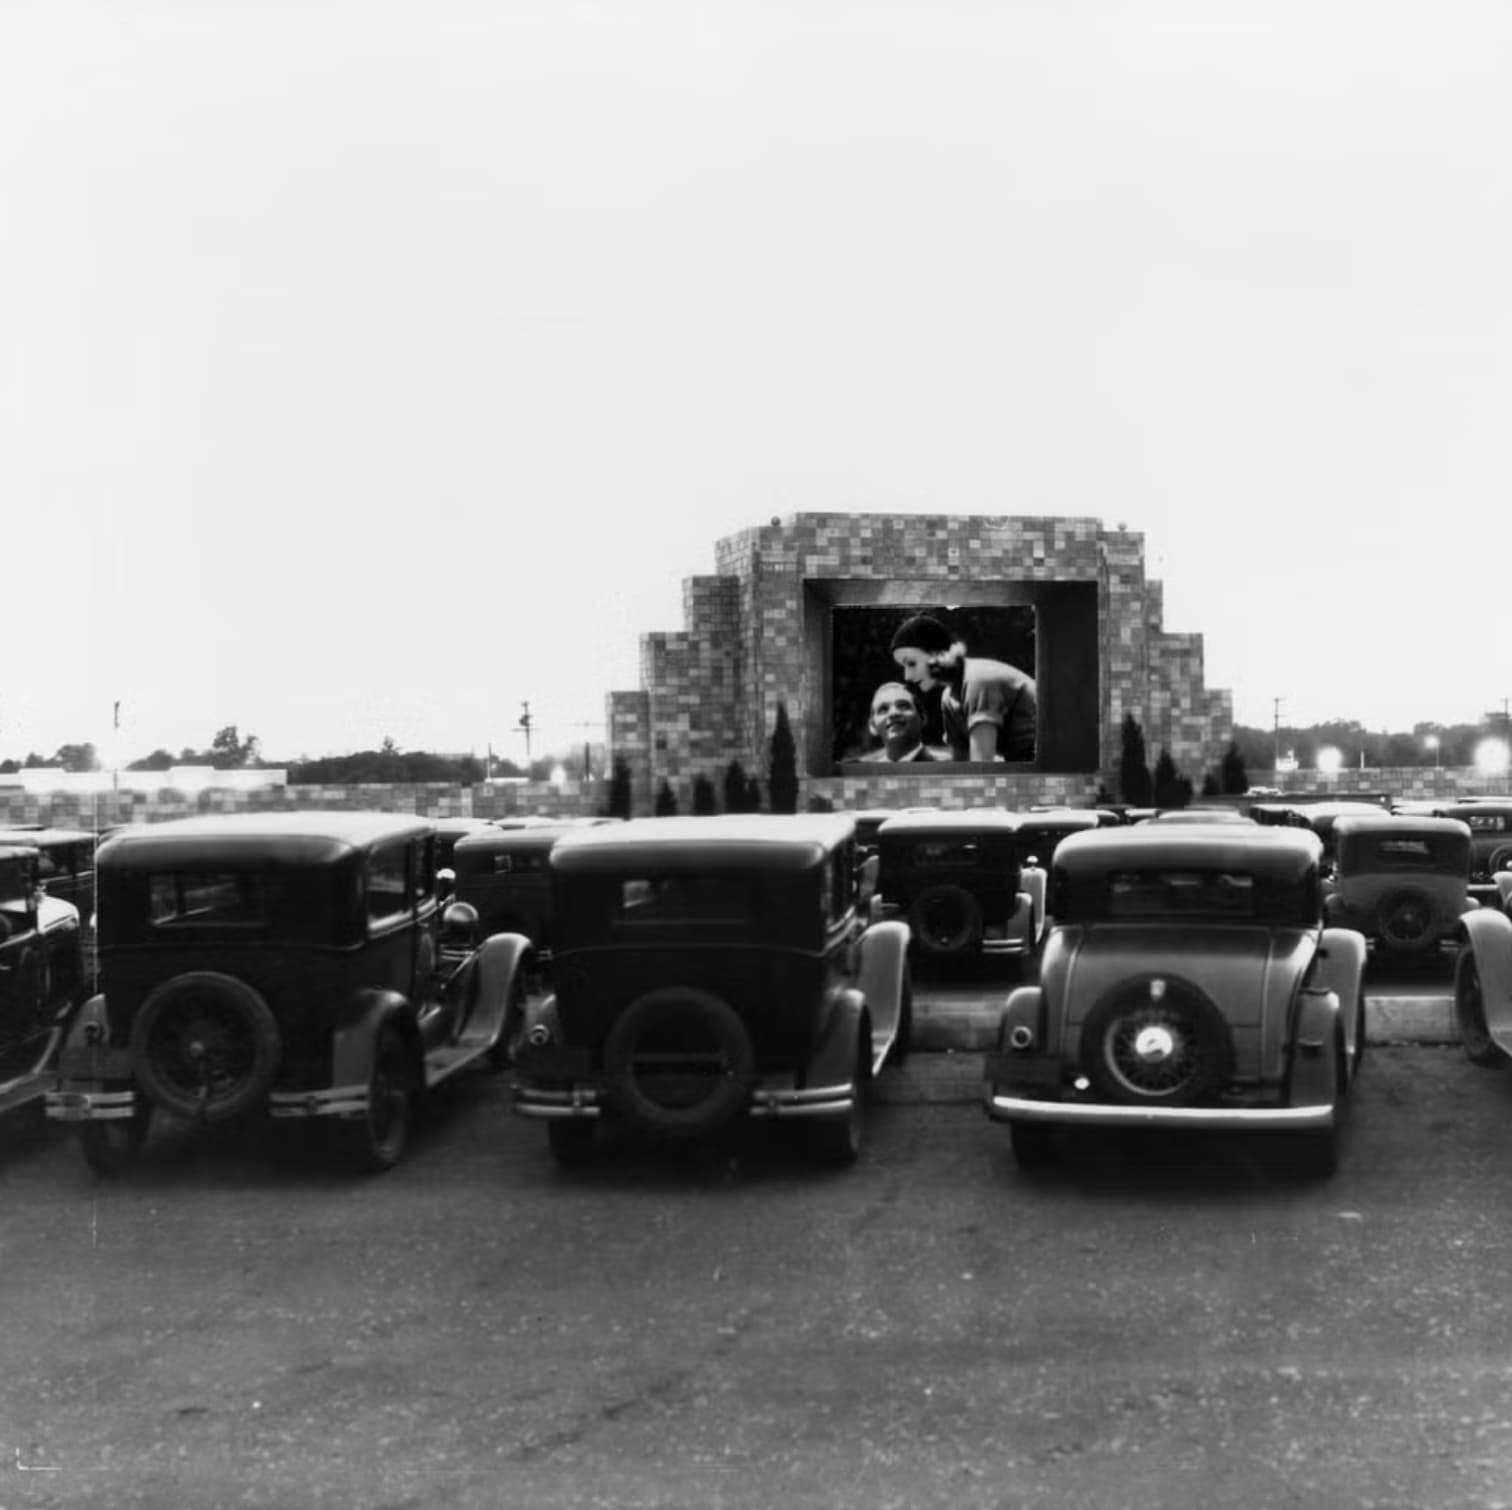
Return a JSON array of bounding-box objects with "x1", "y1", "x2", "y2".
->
[
  {"x1": 550, "y1": 815, "x2": 857, "y2": 874},
  {"x1": 1332, "y1": 814, "x2": 1472, "y2": 839},
  {"x1": 1054, "y1": 824, "x2": 1324, "y2": 880},
  {"x1": 428, "y1": 817, "x2": 498, "y2": 836},
  {"x1": 97, "y1": 810, "x2": 436, "y2": 868},
  {"x1": 453, "y1": 823, "x2": 577, "y2": 855},
  {"x1": 1016, "y1": 809, "x2": 1102, "y2": 831},
  {"x1": 877, "y1": 809, "x2": 1021, "y2": 836},
  {"x1": 1146, "y1": 808, "x2": 1256, "y2": 824},
  {"x1": 0, "y1": 826, "x2": 95, "y2": 844}
]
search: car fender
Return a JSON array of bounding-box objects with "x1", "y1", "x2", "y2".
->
[
  {"x1": 1311, "y1": 927, "x2": 1367, "y2": 1065},
  {"x1": 1462, "y1": 906, "x2": 1512, "y2": 1043},
  {"x1": 1288, "y1": 988, "x2": 1343, "y2": 1110},
  {"x1": 855, "y1": 920, "x2": 909, "y2": 1057},
  {"x1": 60, "y1": 992, "x2": 111, "y2": 1052},
  {"x1": 985, "y1": 986, "x2": 1046, "y2": 1082},
  {"x1": 1020, "y1": 865, "x2": 1047, "y2": 943},
  {"x1": 332, "y1": 989, "x2": 421, "y2": 1088},
  {"x1": 445, "y1": 931, "x2": 535, "y2": 1047},
  {"x1": 808, "y1": 985, "x2": 869, "y2": 1087},
  {"x1": 1497, "y1": 873, "x2": 1512, "y2": 913}
]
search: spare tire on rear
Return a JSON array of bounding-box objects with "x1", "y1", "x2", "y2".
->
[
  {"x1": 130, "y1": 971, "x2": 282, "y2": 1122},
  {"x1": 601, "y1": 988, "x2": 756, "y2": 1137},
  {"x1": 1375, "y1": 888, "x2": 1437, "y2": 951},
  {"x1": 908, "y1": 884, "x2": 983, "y2": 956},
  {"x1": 1081, "y1": 975, "x2": 1232, "y2": 1108}
]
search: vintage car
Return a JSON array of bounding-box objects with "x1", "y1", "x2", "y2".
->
[
  {"x1": 448, "y1": 822, "x2": 574, "y2": 955},
  {"x1": 1321, "y1": 815, "x2": 1478, "y2": 956},
  {"x1": 847, "y1": 809, "x2": 907, "y2": 859},
  {"x1": 511, "y1": 815, "x2": 911, "y2": 1167},
  {"x1": 1433, "y1": 802, "x2": 1512, "y2": 908},
  {"x1": 1251, "y1": 801, "x2": 1390, "y2": 876},
  {"x1": 0, "y1": 842, "x2": 86, "y2": 1118},
  {"x1": 0, "y1": 826, "x2": 97, "y2": 922},
  {"x1": 983, "y1": 824, "x2": 1367, "y2": 1176},
  {"x1": 1013, "y1": 809, "x2": 1104, "y2": 869},
  {"x1": 46, "y1": 812, "x2": 530, "y2": 1176},
  {"x1": 875, "y1": 809, "x2": 1045, "y2": 967},
  {"x1": 429, "y1": 817, "x2": 500, "y2": 874}
]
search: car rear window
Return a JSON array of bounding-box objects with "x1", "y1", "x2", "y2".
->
[
  {"x1": 149, "y1": 871, "x2": 268, "y2": 928},
  {"x1": 1105, "y1": 869, "x2": 1257, "y2": 918},
  {"x1": 1465, "y1": 814, "x2": 1508, "y2": 832},
  {"x1": 1367, "y1": 839, "x2": 1436, "y2": 866},
  {"x1": 615, "y1": 875, "x2": 755, "y2": 926},
  {"x1": 491, "y1": 853, "x2": 547, "y2": 875}
]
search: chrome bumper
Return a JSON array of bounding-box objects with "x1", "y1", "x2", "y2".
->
[
  {"x1": 267, "y1": 1084, "x2": 370, "y2": 1120},
  {"x1": 47, "y1": 1087, "x2": 140, "y2": 1122},
  {"x1": 980, "y1": 936, "x2": 1032, "y2": 956},
  {"x1": 514, "y1": 1080, "x2": 856, "y2": 1122},
  {"x1": 984, "y1": 1091, "x2": 1335, "y2": 1131}
]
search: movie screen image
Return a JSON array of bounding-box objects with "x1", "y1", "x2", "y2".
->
[{"x1": 831, "y1": 605, "x2": 1037, "y2": 766}]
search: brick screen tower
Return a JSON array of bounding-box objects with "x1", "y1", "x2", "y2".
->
[{"x1": 607, "y1": 513, "x2": 1232, "y2": 813}]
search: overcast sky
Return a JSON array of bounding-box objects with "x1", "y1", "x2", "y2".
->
[{"x1": 4, "y1": 1, "x2": 1508, "y2": 765}]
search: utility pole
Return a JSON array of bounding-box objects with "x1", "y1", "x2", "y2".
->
[
  {"x1": 1272, "y1": 697, "x2": 1284, "y2": 774},
  {"x1": 518, "y1": 701, "x2": 533, "y2": 767},
  {"x1": 112, "y1": 700, "x2": 121, "y2": 793}
]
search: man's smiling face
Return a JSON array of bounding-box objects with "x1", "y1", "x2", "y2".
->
[{"x1": 869, "y1": 682, "x2": 924, "y2": 757}]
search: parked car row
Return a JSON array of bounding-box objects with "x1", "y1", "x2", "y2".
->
[{"x1": 9, "y1": 804, "x2": 1512, "y2": 1187}]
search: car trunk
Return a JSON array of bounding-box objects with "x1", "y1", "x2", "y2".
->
[
  {"x1": 551, "y1": 945, "x2": 830, "y2": 1071},
  {"x1": 1047, "y1": 925, "x2": 1318, "y2": 1084}
]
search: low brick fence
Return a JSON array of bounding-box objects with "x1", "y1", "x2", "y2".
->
[{"x1": 0, "y1": 780, "x2": 601, "y2": 832}]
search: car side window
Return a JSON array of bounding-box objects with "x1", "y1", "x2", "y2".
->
[
  {"x1": 366, "y1": 843, "x2": 410, "y2": 925},
  {"x1": 414, "y1": 836, "x2": 436, "y2": 907}
]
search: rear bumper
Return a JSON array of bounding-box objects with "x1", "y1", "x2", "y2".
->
[
  {"x1": 980, "y1": 935, "x2": 1033, "y2": 957},
  {"x1": 48, "y1": 1080, "x2": 371, "y2": 1122},
  {"x1": 514, "y1": 1079, "x2": 856, "y2": 1122},
  {"x1": 984, "y1": 1090, "x2": 1334, "y2": 1131},
  {"x1": 47, "y1": 1087, "x2": 140, "y2": 1122}
]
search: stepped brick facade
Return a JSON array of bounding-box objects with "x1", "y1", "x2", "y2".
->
[{"x1": 607, "y1": 512, "x2": 1237, "y2": 811}]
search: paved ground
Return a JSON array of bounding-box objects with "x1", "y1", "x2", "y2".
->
[{"x1": 5, "y1": 1046, "x2": 1512, "y2": 1509}]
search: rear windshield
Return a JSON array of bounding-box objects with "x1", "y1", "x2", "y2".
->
[
  {"x1": 890, "y1": 838, "x2": 1013, "y2": 869},
  {"x1": 1347, "y1": 835, "x2": 1466, "y2": 870},
  {"x1": 1107, "y1": 869, "x2": 1256, "y2": 918},
  {"x1": 1055, "y1": 866, "x2": 1317, "y2": 926},
  {"x1": 149, "y1": 871, "x2": 269, "y2": 928},
  {"x1": 616, "y1": 875, "x2": 755, "y2": 926}
]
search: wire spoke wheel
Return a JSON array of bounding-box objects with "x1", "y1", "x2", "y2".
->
[{"x1": 1084, "y1": 977, "x2": 1230, "y2": 1108}]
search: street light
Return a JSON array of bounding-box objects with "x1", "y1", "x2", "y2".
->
[
  {"x1": 1474, "y1": 736, "x2": 1510, "y2": 778},
  {"x1": 1425, "y1": 734, "x2": 1440, "y2": 768},
  {"x1": 1316, "y1": 745, "x2": 1343, "y2": 776}
]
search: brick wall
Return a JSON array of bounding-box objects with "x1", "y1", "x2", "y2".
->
[
  {"x1": 609, "y1": 511, "x2": 1235, "y2": 811},
  {"x1": 0, "y1": 780, "x2": 601, "y2": 830}
]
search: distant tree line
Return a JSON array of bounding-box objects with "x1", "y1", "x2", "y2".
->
[{"x1": 1230, "y1": 719, "x2": 1509, "y2": 772}]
